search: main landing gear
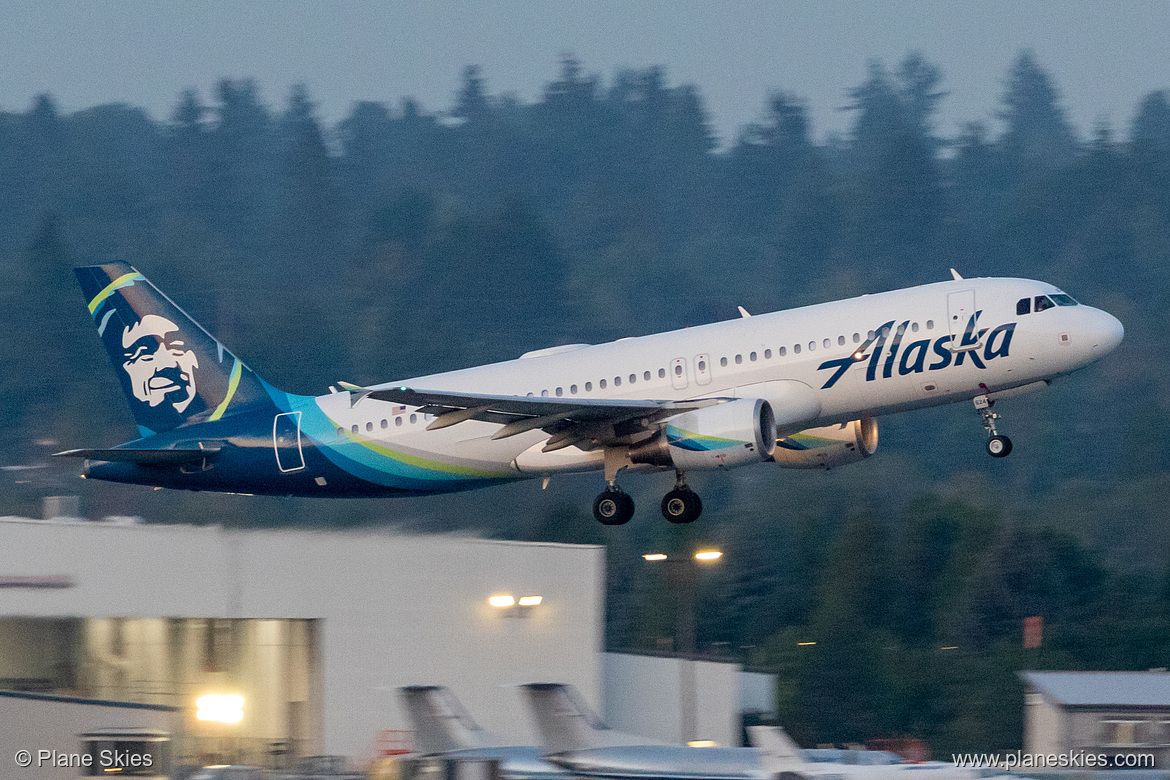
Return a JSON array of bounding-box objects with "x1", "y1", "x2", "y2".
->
[
  {"x1": 661, "y1": 473, "x2": 702, "y2": 524},
  {"x1": 591, "y1": 464, "x2": 704, "y2": 525},
  {"x1": 975, "y1": 395, "x2": 1013, "y2": 458}
]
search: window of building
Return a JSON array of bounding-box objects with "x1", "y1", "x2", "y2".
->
[{"x1": 1100, "y1": 720, "x2": 1148, "y2": 747}]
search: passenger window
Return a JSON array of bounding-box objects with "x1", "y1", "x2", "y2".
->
[
  {"x1": 697, "y1": 360, "x2": 706, "y2": 372},
  {"x1": 351, "y1": 425, "x2": 359, "y2": 434},
  {"x1": 911, "y1": 323, "x2": 919, "y2": 333},
  {"x1": 366, "y1": 422, "x2": 373, "y2": 432},
  {"x1": 571, "y1": 384, "x2": 578, "y2": 394},
  {"x1": 1035, "y1": 295, "x2": 1056, "y2": 312},
  {"x1": 395, "y1": 417, "x2": 403, "y2": 427},
  {"x1": 410, "y1": 414, "x2": 417, "y2": 424},
  {"x1": 556, "y1": 387, "x2": 563, "y2": 396},
  {"x1": 644, "y1": 371, "x2": 651, "y2": 381},
  {"x1": 794, "y1": 344, "x2": 801, "y2": 354},
  {"x1": 720, "y1": 357, "x2": 728, "y2": 367},
  {"x1": 541, "y1": 389, "x2": 549, "y2": 397},
  {"x1": 809, "y1": 341, "x2": 816, "y2": 351},
  {"x1": 1017, "y1": 297, "x2": 1031, "y2": 315},
  {"x1": 337, "y1": 427, "x2": 344, "y2": 436},
  {"x1": 614, "y1": 377, "x2": 621, "y2": 387},
  {"x1": 1051, "y1": 294, "x2": 1078, "y2": 306},
  {"x1": 838, "y1": 335, "x2": 845, "y2": 346},
  {"x1": 674, "y1": 365, "x2": 683, "y2": 376},
  {"x1": 926, "y1": 320, "x2": 934, "y2": 329},
  {"x1": 750, "y1": 352, "x2": 757, "y2": 362},
  {"x1": 629, "y1": 374, "x2": 636, "y2": 384},
  {"x1": 764, "y1": 349, "x2": 772, "y2": 359},
  {"x1": 881, "y1": 327, "x2": 891, "y2": 338},
  {"x1": 381, "y1": 419, "x2": 388, "y2": 429},
  {"x1": 586, "y1": 382, "x2": 593, "y2": 391},
  {"x1": 867, "y1": 330, "x2": 875, "y2": 340},
  {"x1": 823, "y1": 338, "x2": 831, "y2": 349},
  {"x1": 658, "y1": 368, "x2": 666, "y2": 378},
  {"x1": 853, "y1": 333, "x2": 861, "y2": 343},
  {"x1": 600, "y1": 379, "x2": 607, "y2": 389}
]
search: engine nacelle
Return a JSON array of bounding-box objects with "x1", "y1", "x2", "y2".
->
[
  {"x1": 631, "y1": 398, "x2": 777, "y2": 471},
  {"x1": 773, "y1": 418, "x2": 878, "y2": 470}
]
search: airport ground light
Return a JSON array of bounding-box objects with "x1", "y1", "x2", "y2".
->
[{"x1": 642, "y1": 548, "x2": 723, "y2": 744}]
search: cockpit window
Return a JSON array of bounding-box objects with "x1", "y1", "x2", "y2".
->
[
  {"x1": 1034, "y1": 295, "x2": 1056, "y2": 312},
  {"x1": 1050, "y1": 293, "x2": 1078, "y2": 306},
  {"x1": 1016, "y1": 297, "x2": 1031, "y2": 315}
]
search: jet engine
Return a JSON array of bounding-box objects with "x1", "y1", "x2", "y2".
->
[
  {"x1": 630, "y1": 398, "x2": 777, "y2": 471},
  {"x1": 773, "y1": 418, "x2": 878, "y2": 470}
]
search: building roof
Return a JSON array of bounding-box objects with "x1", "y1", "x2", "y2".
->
[{"x1": 1023, "y1": 671, "x2": 1170, "y2": 708}]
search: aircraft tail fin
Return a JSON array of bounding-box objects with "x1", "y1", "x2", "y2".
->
[
  {"x1": 747, "y1": 725, "x2": 809, "y2": 775},
  {"x1": 399, "y1": 686, "x2": 503, "y2": 755},
  {"x1": 74, "y1": 262, "x2": 273, "y2": 437},
  {"x1": 521, "y1": 683, "x2": 615, "y2": 754}
]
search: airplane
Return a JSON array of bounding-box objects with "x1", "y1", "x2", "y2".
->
[
  {"x1": 520, "y1": 682, "x2": 778, "y2": 779},
  {"x1": 397, "y1": 685, "x2": 568, "y2": 780},
  {"x1": 57, "y1": 262, "x2": 1123, "y2": 524},
  {"x1": 521, "y1": 683, "x2": 981, "y2": 780}
]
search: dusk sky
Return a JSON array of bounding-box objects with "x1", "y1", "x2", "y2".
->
[{"x1": 2, "y1": 1, "x2": 1167, "y2": 146}]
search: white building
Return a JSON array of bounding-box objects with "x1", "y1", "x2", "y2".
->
[
  {"x1": 0, "y1": 517, "x2": 604, "y2": 769},
  {"x1": 1022, "y1": 670, "x2": 1170, "y2": 767}
]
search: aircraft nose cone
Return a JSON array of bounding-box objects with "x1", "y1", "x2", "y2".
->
[{"x1": 1093, "y1": 310, "x2": 1124, "y2": 355}]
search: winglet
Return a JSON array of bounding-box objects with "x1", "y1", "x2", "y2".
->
[
  {"x1": 747, "y1": 725, "x2": 809, "y2": 775},
  {"x1": 950, "y1": 268, "x2": 963, "y2": 280}
]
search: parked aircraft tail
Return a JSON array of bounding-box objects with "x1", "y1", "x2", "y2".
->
[
  {"x1": 74, "y1": 262, "x2": 272, "y2": 437},
  {"x1": 521, "y1": 683, "x2": 664, "y2": 753},
  {"x1": 747, "y1": 725, "x2": 809, "y2": 775},
  {"x1": 400, "y1": 685, "x2": 505, "y2": 755}
]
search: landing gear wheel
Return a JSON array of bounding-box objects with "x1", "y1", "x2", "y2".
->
[
  {"x1": 593, "y1": 489, "x2": 635, "y2": 525},
  {"x1": 661, "y1": 488, "x2": 703, "y2": 524},
  {"x1": 986, "y1": 435, "x2": 1013, "y2": 458}
]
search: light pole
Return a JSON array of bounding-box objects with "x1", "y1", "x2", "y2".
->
[{"x1": 643, "y1": 549, "x2": 722, "y2": 744}]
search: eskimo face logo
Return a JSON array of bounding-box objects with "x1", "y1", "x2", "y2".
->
[{"x1": 121, "y1": 314, "x2": 199, "y2": 413}]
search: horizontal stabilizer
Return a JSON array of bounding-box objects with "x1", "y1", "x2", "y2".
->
[{"x1": 53, "y1": 447, "x2": 219, "y2": 465}]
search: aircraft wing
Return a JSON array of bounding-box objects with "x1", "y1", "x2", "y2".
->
[{"x1": 340, "y1": 383, "x2": 724, "y2": 452}]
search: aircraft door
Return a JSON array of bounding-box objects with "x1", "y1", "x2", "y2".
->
[
  {"x1": 948, "y1": 290, "x2": 976, "y2": 342},
  {"x1": 273, "y1": 411, "x2": 305, "y2": 473},
  {"x1": 670, "y1": 358, "x2": 689, "y2": 390},
  {"x1": 694, "y1": 354, "x2": 712, "y2": 386}
]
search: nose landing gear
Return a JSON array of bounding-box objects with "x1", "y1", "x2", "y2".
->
[{"x1": 975, "y1": 395, "x2": 1013, "y2": 458}]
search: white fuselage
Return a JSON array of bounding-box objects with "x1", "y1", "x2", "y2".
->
[{"x1": 315, "y1": 277, "x2": 1123, "y2": 476}]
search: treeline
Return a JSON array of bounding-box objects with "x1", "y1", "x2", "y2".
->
[{"x1": 1, "y1": 50, "x2": 1169, "y2": 753}]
